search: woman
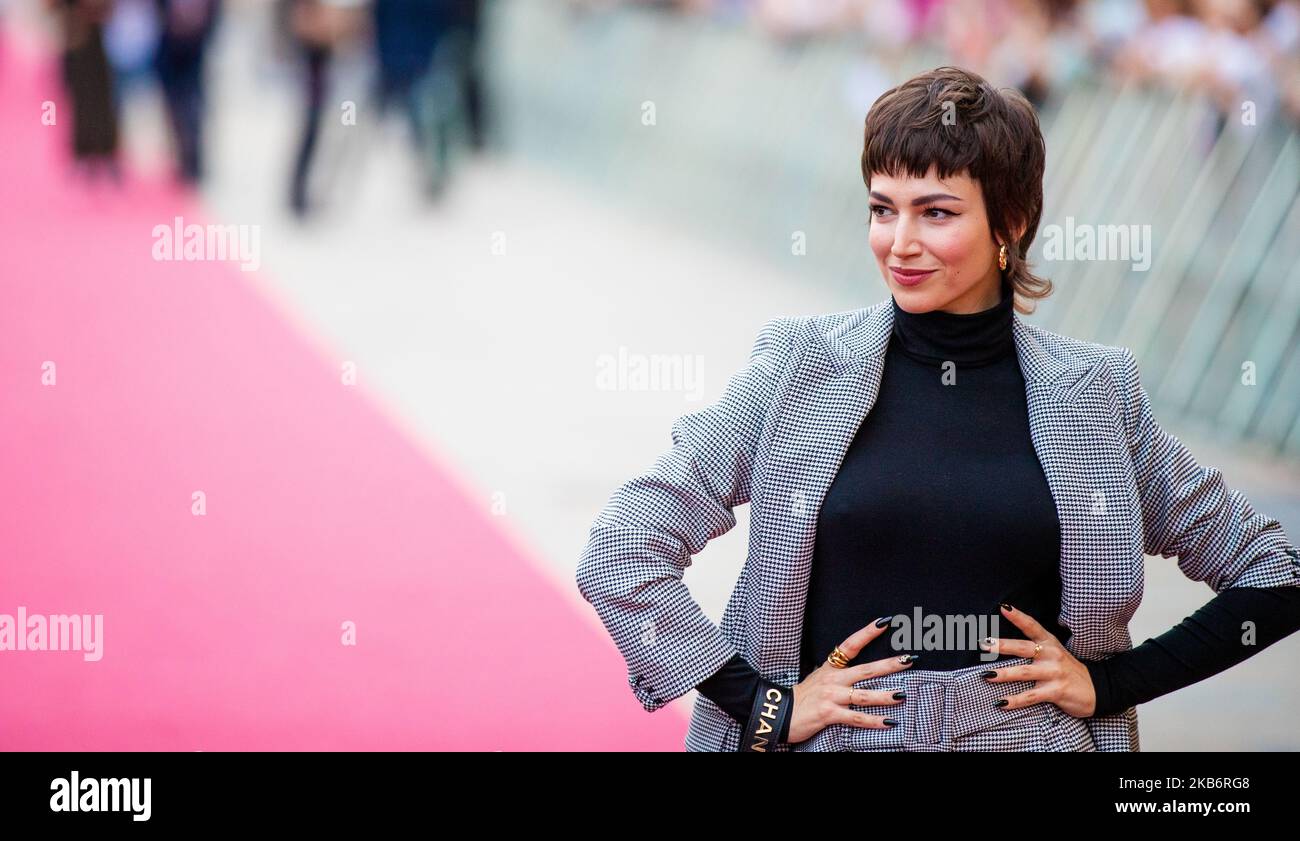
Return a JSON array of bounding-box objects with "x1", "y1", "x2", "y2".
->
[{"x1": 575, "y1": 66, "x2": 1300, "y2": 752}]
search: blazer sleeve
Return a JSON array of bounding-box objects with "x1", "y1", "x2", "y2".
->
[
  {"x1": 1118, "y1": 347, "x2": 1300, "y2": 592},
  {"x1": 575, "y1": 317, "x2": 797, "y2": 713}
]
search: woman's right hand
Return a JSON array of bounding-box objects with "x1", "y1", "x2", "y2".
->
[{"x1": 786, "y1": 617, "x2": 916, "y2": 745}]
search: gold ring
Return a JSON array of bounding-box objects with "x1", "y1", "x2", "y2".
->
[
  {"x1": 1032, "y1": 643, "x2": 1043, "y2": 658},
  {"x1": 827, "y1": 645, "x2": 851, "y2": 668}
]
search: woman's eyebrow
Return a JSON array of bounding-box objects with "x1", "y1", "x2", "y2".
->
[{"x1": 869, "y1": 191, "x2": 964, "y2": 205}]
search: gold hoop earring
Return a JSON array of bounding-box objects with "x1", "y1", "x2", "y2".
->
[{"x1": 998, "y1": 243, "x2": 1008, "y2": 271}]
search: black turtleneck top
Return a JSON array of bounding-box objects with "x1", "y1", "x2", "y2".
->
[{"x1": 697, "y1": 276, "x2": 1300, "y2": 747}]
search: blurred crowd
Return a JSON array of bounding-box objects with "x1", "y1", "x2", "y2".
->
[
  {"x1": 574, "y1": 0, "x2": 1300, "y2": 126},
  {"x1": 40, "y1": 0, "x2": 485, "y2": 215},
  {"x1": 33, "y1": 0, "x2": 1300, "y2": 209}
]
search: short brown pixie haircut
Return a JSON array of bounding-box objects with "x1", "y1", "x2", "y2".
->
[{"x1": 861, "y1": 66, "x2": 1051, "y2": 313}]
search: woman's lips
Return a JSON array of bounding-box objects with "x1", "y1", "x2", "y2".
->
[{"x1": 890, "y1": 267, "x2": 936, "y2": 286}]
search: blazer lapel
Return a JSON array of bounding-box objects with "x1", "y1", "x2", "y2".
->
[
  {"x1": 756, "y1": 301, "x2": 1138, "y2": 687},
  {"x1": 756, "y1": 305, "x2": 891, "y2": 683}
]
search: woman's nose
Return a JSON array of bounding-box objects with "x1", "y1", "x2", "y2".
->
[{"x1": 891, "y1": 219, "x2": 923, "y2": 256}]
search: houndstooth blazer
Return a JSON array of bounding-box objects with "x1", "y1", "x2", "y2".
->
[{"x1": 575, "y1": 296, "x2": 1300, "y2": 752}]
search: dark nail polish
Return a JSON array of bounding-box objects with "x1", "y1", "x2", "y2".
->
[
  {"x1": 1000, "y1": 603, "x2": 1014, "y2": 612},
  {"x1": 993, "y1": 699, "x2": 1008, "y2": 708},
  {"x1": 883, "y1": 718, "x2": 899, "y2": 727},
  {"x1": 892, "y1": 691, "x2": 907, "y2": 700},
  {"x1": 874, "y1": 616, "x2": 892, "y2": 628},
  {"x1": 898, "y1": 654, "x2": 919, "y2": 664},
  {"x1": 981, "y1": 670, "x2": 997, "y2": 680}
]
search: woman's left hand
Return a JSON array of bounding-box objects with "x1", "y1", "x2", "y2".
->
[{"x1": 979, "y1": 604, "x2": 1097, "y2": 718}]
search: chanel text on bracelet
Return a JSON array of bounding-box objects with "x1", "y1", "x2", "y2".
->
[{"x1": 741, "y1": 680, "x2": 792, "y2": 752}]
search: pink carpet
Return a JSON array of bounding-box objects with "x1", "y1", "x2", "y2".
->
[{"x1": 0, "y1": 26, "x2": 682, "y2": 750}]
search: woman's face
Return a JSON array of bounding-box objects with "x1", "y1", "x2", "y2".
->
[{"x1": 868, "y1": 164, "x2": 1005, "y2": 315}]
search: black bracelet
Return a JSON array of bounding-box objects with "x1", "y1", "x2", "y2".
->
[{"x1": 739, "y1": 678, "x2": 793, "y2": 752}]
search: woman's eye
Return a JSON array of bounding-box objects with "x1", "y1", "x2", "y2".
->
[{"x1": 869, "y1": 205, "x2": 954, "y2": 220}]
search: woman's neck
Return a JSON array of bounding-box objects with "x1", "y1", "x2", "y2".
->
[{"x1": 889, "y1": 276, "x2": 1015, "y2": 366}]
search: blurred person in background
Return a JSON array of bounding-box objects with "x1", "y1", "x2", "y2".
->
[
  {"x1": 936, "y1": 0, "x2": 1088, "y2": 104},
  {"x1": 1259, "y1": 0, "x2": 1300, "y2": 124},
  {"x1": 421, "y1": 0, "x2": 486, "y2": 184},
  {"x1": 153, "y1": 0, "x2": 220, "y2": 184},
  {"x1": 1110, "y1": 0, "x2": 1290, "y2": 140},
  {"x1": 1111, "y1": 0, "x2": 1207, "y2": 88},
  {"x1": 102, "y1": 0, "x2": 162, "y2": 98},
  {"x1": 372, "y1": 0, "x2": 482, "y2": 198},
  {"x1": 1190, "y1": 0, "x2": 1281, "y2": 131},
  {"x1": 840, "y1": 0, "x2": 942, "y2": 119},
  {"x1": 985, "y1": 0, "x2": 1087, "y2": 107},
  {"x1": 46, "y1": 0, "x2": 122, "y2": 182},
  {"x1": 372, "y1": 0, "x2": 439, "y2": 192},
  {"x1": 754, "y1": 0, "x2": 856, "y2": 42},
  {"x1": 443, "y1": 0, "x2": 485, "y2": 154},
  {"x1": 281, "y1": 0, "x2": 369, "y2": 216}
]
